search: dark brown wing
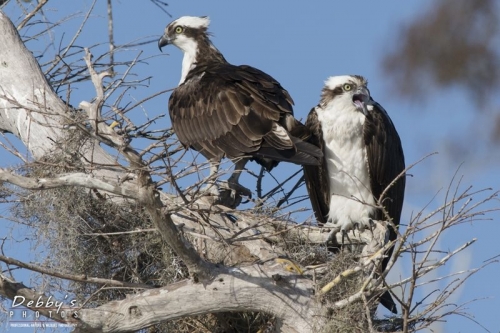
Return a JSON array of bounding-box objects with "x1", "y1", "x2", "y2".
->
[
  {"x1": 364, "y1": 100, "x2": 405, "y2": 314},
  {"x1": 303, "y1": 108, "x2": 330, "y2": 225},
  {"x1": 168, "y1": 62, "x2": 311, "y2": 164},
  {"x1": 363, "y1": 101, "x2": 405, "y2": 234}
]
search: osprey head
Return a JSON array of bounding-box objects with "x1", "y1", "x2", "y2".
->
[
  {"x1": 321, "y1": 75, "x2": 371, "y2": 115},
  {"x1": 158, "y1": 16, "x2": 210, "y2": 52}
]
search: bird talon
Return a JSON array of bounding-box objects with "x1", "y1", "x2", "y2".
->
[
  {"x1": 213, "y1": 181, "x2": 252, "y2": 209},
  {"x1": 325, "y1": 225, "x2": 341, "y2": 244}
]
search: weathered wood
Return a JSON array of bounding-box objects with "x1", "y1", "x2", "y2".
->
[
  {"x1": 0, "y1": 11, "x2": 122, "y2": 182},
  {"x1": 74, "y1": 265, "x2": 318, "y2": 333}
]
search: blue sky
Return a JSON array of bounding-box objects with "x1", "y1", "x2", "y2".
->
[{"x1": 1, "y1": 1, "x2": 499, "y2": 332}]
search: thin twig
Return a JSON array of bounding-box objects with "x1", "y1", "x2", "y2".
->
[
  {"x1": 0, "y1": 254, "x2": 152, "y2": 289},
  {"x1": 17, "y1": 0, "x2": 49, "y2": 30}
]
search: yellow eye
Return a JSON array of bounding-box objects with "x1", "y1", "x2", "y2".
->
[
  {"x1": 175, "y1": 26, "x2": 184, "y2": 34},
  {"x1": 343, "y1": 84, "x2": 352, "y2": 91}
]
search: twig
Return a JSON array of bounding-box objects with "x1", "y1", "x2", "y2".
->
[
  {"x1": 17, "y1": 0, "x2": 49, "y2": 30},
  {"x1": 277, "y1": 174, "x2": 305, "y2": 208},
  {"x1": 0, "y1": 254, "x2": 152, "y2": 289},
  {"x1": 107, "y1": 0, "x2": 115, "y2": 74}
]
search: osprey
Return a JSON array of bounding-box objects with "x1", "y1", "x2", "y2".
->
[
  {"x1": 303, "y1": 75, "x2": 405, "y2": 313},
  {"x1": 158, "y1": 16, "x2": 322, "y2": 201}
]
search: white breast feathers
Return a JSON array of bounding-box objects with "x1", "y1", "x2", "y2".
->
[{"x1": 316, "y1": 103, "x2": 376, "y2": 232}]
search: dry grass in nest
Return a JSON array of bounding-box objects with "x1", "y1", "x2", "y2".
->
[
  {"x1": 277, "y1": 229, "x2": 388, "y2": 332},
  {"x1": 317, "y1": 252, "x2": 370, "y2": 333},
  {"x1": 144, "y1": 312, "x2": 275, "y2": 333}
]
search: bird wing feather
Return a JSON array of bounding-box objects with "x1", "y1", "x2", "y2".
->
[
  {"x1": 363, "y1": 101, "x2": 405, "y2": 314},
  {"x1": 168, "y1": 63, "x2": 294, "y2": 160},
  {"x1": 303, "y1": 108, "x2": 331, "y2": 224},
  {"x1": 363, "y1": 101, "x2": 405, "y2": 230}
]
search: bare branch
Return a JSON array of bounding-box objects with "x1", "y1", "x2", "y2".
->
[
  {"x1": 0, "y1": 255, "x2": 152, "y2": 289},
  {"x1": 107, "y1": 0, "x2": 115, "y2": 74},
  {"x1": 16, "y1": 0, "x2": 49, "y2": 30},
  {"x1": 0, "y1": 274, "x2": 77, "y2": 324},
  {"x1": 0, "y1": 169, "x2": 139, "y2": 199},
  {"x1": 1, "y1": 264, "x2": 318, "y2": 333}
]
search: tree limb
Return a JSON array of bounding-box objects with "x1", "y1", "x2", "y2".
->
[
  {"x1": 0, "y1": 255, "x2": 152, "y2": 289},
  {"x1": 0, "y1": 10, "x2": 126, "y2": 184},
  {"x1": 0, "y1": 274, "x2": 77, "y2": 324},
  {"x1": 0, "y1": 169, "x2": 139, "y2": 199},
  {"x1": 1, "y1": 264, "x2": 319, "y2": 333}
]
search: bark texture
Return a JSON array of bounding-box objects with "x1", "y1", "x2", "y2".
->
[{"x1": 0, "y1": 11, "x2": 122, "y2": 181}]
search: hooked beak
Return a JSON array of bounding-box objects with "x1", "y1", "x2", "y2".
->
[
  {"x1": 158, "y1": 34, "x2": 171, "y2": 52},
  {"x1": 352, "y1": 87, "x2": 370, "y2": 116}
]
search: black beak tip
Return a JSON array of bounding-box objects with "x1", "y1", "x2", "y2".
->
[{"x1": 158, "y1": 36, "x2": 170, "y2": 52}]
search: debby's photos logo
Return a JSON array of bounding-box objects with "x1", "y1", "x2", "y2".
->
[{"x1": 8, "y1": 295, "x2": 79, "y2": 328}]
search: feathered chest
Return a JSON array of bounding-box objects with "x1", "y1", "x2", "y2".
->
[
  {"x1": 315, "y1": 104, "x2": 372, "y2": 198},
  {"x1": 316, "y1": 105, "x2": 366, "y2": 161}
]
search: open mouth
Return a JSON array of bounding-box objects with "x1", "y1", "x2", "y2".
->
[{"x1": 352, "y1": 94, "x2": 365, "y2": 109}]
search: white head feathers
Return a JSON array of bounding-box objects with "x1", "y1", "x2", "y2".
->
[
  {"x1": 172, "y1": 16, "x2": 210, "y2": 29},
  {"x1": 324, "y1": 75, "x2": 361, "y2": 90}
]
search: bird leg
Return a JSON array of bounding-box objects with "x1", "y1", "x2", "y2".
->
[
  {"x1": 200, "y1": 159, "x2": 251, "y2": 208},
  {"x1": 217, "y1": 159, "x2": 252, "y2": 208},
  {"x1": 226, "y1": 159, "x2": 252, "y2": 197},
  {"x1": 201, "y1": 160, "x2": 221, "y2": 197},
  {"x1": 325, "y1": 218, "x2": 374, "y2": 253},
  {"x1": 325, "y1": 224, "x2": 345, "y2": 250}
]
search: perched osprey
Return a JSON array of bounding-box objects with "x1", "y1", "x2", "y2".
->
[
  {"x1": 303, "y1": 75, "x2": 405, "y2": 313},
  {"x1": 158, "y1": 16, "x2": 322, "y2": 201}
]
